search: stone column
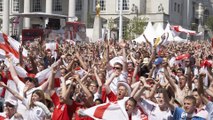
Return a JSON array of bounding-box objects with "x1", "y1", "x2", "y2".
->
[
  {"x1": 82, "y1": 0, "x2": 88, "y2": 25},
  {"x1": 68, "y1": 0, "x2": 76, "y2": 21},
  {"x1": 2, "y1": 0, "x2": 10, "y2": 35},
  {"x1": 45, "y1": 0, "x2": 53, "y2": 27},
  {"x1": 198, "y1": 2, "x2": 204, "y2": 40},
  {"x1": 24, "y1": 0, "x2": 30, "y2": 29}
]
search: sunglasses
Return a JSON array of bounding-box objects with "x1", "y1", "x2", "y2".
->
[
  {"x1": 26, "y1": 78, "x2": 34, "y2": 82},
  {"x1": 113, "y1": 67, "x2": 122, "y2": 70}
]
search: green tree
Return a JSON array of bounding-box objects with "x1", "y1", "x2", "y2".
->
[
  {"x1": 205, "y1": 16, "x2": 213, "y2": 31},
  {"x1": 124, "y1": 17, "x2": 147, "y2": 40}
]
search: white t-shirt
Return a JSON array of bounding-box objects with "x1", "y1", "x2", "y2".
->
[
  {"x1": 139, "y1": 99, "x2": 173, "y2": 120},
  {"x1": 25, "y1": 106, "x2": 46, "y2": 120},
  {"x1": 16, "y1": 80, "x2": 42, "y2": 118},
  {"x1": 22, "y1": 98, "x2": 46, "y2": 120}
]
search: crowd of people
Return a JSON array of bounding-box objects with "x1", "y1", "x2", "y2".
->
[{"x1": 0, "y1": 33, "x2": 212, "y2": 120}]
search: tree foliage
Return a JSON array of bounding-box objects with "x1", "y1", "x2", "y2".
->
[
  {"x1": 124, "y1": 17, "x2": 147, "y2": 40},
  {"x1": 205, "y1": 16, "x2": 213, "y2": 31}
]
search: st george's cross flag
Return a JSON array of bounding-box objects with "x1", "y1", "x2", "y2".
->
[
  {"x1": 0, "y1": 32, "x2": 28, "y2": 59},
  {"x1": 81, "y1": 97, "x2": 141, "y2": 120}
]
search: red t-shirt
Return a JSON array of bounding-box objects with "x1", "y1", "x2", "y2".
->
[
  {"x1": 51, "y1": 92, "x2": 79, "y2": 120},
  {"x1": 128, "y1": 70, "x2": 139, "y2": 81},
  {"x1": 0, "y1": 116, "x2": 5, "y2": 120},
  {"x1": 101, "y1": 87, "x2": 117, "y2": 103},
  {"x1": 107, "y1": 91, "x2": 117, "y2": 102}
]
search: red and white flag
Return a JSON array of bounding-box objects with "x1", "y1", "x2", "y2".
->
[
  {"x1": 0, "y1": 32, "x2": 28, "y2": 59},
  {"x1": 82, "y1": 97, "x2": 141, "y2": 120},
  {"x1": 171, "y1": 26, "x2": 196, "y2": 35},
  {"x1": 45, "y1": 42, "x2": 59, "y2": 52}
]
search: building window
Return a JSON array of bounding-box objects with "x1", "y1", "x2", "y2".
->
[
  {"x1": 118, "y1": 0, "x2": 129, "y2": 11},
  {"x1": 174, "y1": 3, "x2": 176, "y2": 12},
  {"x1": 32, "y1": 0, "x2": 42, "y2": 12},
  {"x1": 76, "y1": 0, "x2": 82, "y2": 11},
  {"x1": 13, "y1": 0, "x2": 19, "y2": 12},
  {"x1": 53, "y1": 0, "x2": 62, "y2": 12},
  {"x1": 94, "y1": 0, "x2": 106, "y2": 11},
  {"x1": 0, "y1": 0, "x2": 2, "y2": 12},
  {"x1": 178, "y1": 4, "x2": 180, "y2": 13}
]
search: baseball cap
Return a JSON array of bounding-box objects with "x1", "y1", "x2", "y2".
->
[
  {"x1": 117, "y1": 82, "x2": 131, "y2": 96},
  {"x1": 154, "y1": 57, "x2": 163, "y2": 65},
  {"x1": 109, "y1": 56, "x2": 125, "y2": 67},
  {"x1": 5, "y1": 99, "x2": 18, "y2": 107}
]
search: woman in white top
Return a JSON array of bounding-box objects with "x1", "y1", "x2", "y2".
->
[{"x1": 0, "y1": 82, "x2": 51, "y2": 120}]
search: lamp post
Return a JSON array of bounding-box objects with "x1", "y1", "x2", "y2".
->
[
  {"x1": 197, "y1": 2, "x2": 204, "y2": 40},
  {"x1": 131, "y1": 4, "x2": 139, "y2": 38},
  {"x1": 119, "y1": 0, "x2": 123, "y2": 42}
]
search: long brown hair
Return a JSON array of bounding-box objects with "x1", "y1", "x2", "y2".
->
[{"x1": 29, "y1": 90, "x2": 46, "y2": 109}]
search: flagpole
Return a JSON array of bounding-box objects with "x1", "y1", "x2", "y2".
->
[
  {"x1": 119, "y1": 0, "x2": 123, "y2": 42},
  {"x1": 187, "y1": 0, "x2": 190, "y2": 29}
]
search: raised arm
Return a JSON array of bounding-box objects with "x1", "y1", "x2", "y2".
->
[
  {"x1": 148, "y1": 65, "x2": 156, "y2": 78},
  {"x1": 19, "y1": 46, "x2": 24, "y2": 67},
  {"x1": 197, "y1": 72, "x2": 209, "y2": 104},
  {"x1": 207, "y1": 70, "x2": 213, "y2": 82},
  {"x1": 185, "y1": 67, "x2": 192, "y2": 90},
  {"x1": 40, "y1": 60, "x2": 62, "y2": 91},
  {"x1": 133, "y1": 82, "x2": 146, "y2": 101},
  {"x1": 8, "y1": 59, "x2": 22, "y2": 85},
  {"x1": 145, "y1": 79, "x2": 160, "y2": 99},
  {"x1": 47, "y1": 65, "x2": 57, "y2": 96},
  {"x1": 143, "y1": 34, "x2": 152, "y2": 47},
  {"x1": 147, "y1": 47, "x2": 156, "y2": 69},
  {"x1": 28, "y1": 51, "x2": 38, "y2": 74},
  {"x1": 129, "y1": 53, "x2": 137, "y2": 64},
  {"x1": 164, "y1": 66, "x2": 177, "y2": 92},
  {"x1": 94, "y1": 67, "x2": 103, "y2": 94},
  {"x1": 0, "y1": 82, "x2": 23, "y2": 101},
  {"x1": 119, "y1": 42, "x2": 127, "y2": 72},
  {"x1": 132, "y1": 62, "x2": 139, "y2": 84},
  {"x1": 104, "y1": 72, "x2": 117, "y2": 94},
  {"x1": 75, "y1": 75, "x2": 93, "y2": 107},
  {"x1": 75, "y1": 51, "x2": 88, "y2": 71}
]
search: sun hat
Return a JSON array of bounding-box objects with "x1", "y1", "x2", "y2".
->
[{"x1": 117, "y1": 82, "x2": 131, "y2": 96}]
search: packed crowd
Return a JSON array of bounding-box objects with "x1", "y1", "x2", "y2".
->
[{"x1": 0, "y1": 34, "x2": 212, "y2": 120}]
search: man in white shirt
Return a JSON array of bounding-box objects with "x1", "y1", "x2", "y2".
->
[
  {"x1": 138, "y1": 88, "x2": 173, "y2": 120},
  {"x1": 0, "y1": 99, "x2": 23, "y2": 120}
]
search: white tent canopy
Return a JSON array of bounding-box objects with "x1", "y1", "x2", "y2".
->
[
  {"x1": 133, "y1": 22, "x2": 189, "y2": 44},
  {"x1": 155, "y1": 23, "x2": 164, "y2": 37},
  {"x1": 164, "y1": 23, "x2": 175, "y2": 41},
  {"x1": 134, "y1": 22, "x2": 156, "y2": 45}
]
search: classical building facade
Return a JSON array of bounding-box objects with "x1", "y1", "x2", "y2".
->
[{"x1": 0, "y1": 0, "x2": 212, "y2": 38}]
